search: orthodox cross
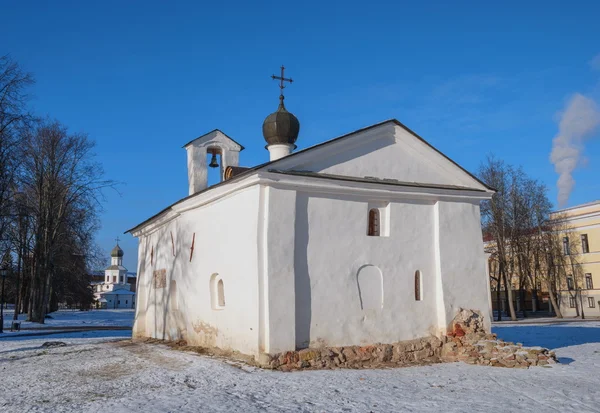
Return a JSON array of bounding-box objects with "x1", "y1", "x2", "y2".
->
[
  {"x1": 271, "y1": 65, "x2": 293, "y2": 104},
  {"x1": 115, "y1": 236, "x2": 120, "y2": 245}
]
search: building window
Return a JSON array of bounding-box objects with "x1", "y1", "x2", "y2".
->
[
  {"x1": 581, "y1": 234, "x2": 589, "y2": 254},
  {"x1": 588, "y1": 297, "x2": 595, "y2": 308},
  {"x1": 125, "y1": 300, "x2": 128, "y2": 305},
  {"x1": 569, "y1": 297, "x2": 576, "y2": 308},
  {"x1": 117, "y1": 300, "x2": 120, "y2": 304},
  {"x1": 106, "y1": 276, "x2": 109, "y2": 282},
  {"x1": 415, "y1": 270, "x2": 422, "y2": 301},
  {"x1": 218, "y1": 280, "x2": 225, "y2": 307},
  {"x1": 563, "y1": 237, "x2": 570, "y2": 255},
  {"x1": 113, "y1": 275, "x2": 117, "y2": 283},
  {"x1": 586, "y1": 274, "x2": 593, "y2": 290},
  {"x1": 567, "y1": 276, "x2": 574, "y2": 290},
  {"x1": 368, "y1": 209, "x2": 380, "y2": 236},
  {"x1": 210, "y1": 273, "x2": 225, "y2": 310}
]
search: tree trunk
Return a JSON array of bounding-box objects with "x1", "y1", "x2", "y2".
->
[
  {"x1": 502, "y1": 265, "x2": 518, "y2": 320},
  {"x1": 496, "y1": 277, "x2": 502, "y2": 321},
  {"x1": 547, "y1": 280, "x2": 563, "y2": 318}
]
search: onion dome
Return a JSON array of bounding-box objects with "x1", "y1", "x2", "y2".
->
[
  {"x1": 110, "y1": 244, "x2": 124, "y2": 258},
  {"x1": 262, "y1": 97, "x2": 300, "y2": 148}
]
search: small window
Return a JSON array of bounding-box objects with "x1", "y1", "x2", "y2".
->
[
  {"x1": 106, "y1": 276, "x2": 110, "y2": 282},
  {"x1": 569, "y1": 297, "x2": 576, "y2": 308},
  {"x1": 113, "y1": 275, "x2": 117, "y2": 283},
  {"x1": 210, "y1": 273, "x2": 225, "y2": 310},
  {"x1": 586, "y1": 274, "x2": 593, "y2": 290},
  {"x1": 415, "y1": 270, "x2": 422, "y2": 301},
  {"x1": 125, "y1": 300, "x2": 128, "y2": 305},
  {"x1": 581, "y1": 234, "x2": 589, "y2": 254},
  {"x1": 567, "y1": 276, "x2": 574, "y2": 290},
  {"x1": 588, "y1": 297, "x2": 595, "y2": 308},
  {"x1": 563, "y1": 237, "x2": 570, "y2": 255},
  {"x1": 117, "y1": 300, "x2": 120, "y2": 304},
  {"x1": 368, "y1": 209, "x2": 380, "y2": 236},
  {"x1": 218, "y1": 280, "x2": 225, "y2": 307}
]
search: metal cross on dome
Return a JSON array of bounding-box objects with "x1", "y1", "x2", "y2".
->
[
  {"x1": 271, "y1": 65, "x2": 293, "y2": 104},
  {"x1": 115, "y1": 236, "x2": 120, "y2": 245}
]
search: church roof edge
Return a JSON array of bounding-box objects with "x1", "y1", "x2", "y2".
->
[
  {"x1": 126, "y1": 119, "x2": 495, "y2": 235},
  {"x1": 181, "y1": 129, "x2": 246, "y2": 150},
  {"x1": 267, "y1": 170, "x2": 489, "y2": 193}
]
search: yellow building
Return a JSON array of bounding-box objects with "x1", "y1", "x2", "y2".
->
[{"x1": 552, "y1": 200, "x2": 600, "y2": 317}]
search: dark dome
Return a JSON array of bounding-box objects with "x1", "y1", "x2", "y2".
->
[
  {"x1": 111, "y1": 244, "x2": 124, "y2": 258},
  {"x1": 262, "y1": 100, "x2": 300, "y2": 147}
]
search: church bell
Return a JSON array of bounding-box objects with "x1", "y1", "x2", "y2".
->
[{"x1": 208, "y1": 153, "x2": 219, "y2": 168}]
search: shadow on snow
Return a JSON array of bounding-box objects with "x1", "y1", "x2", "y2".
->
[{"x1": 493, "y1": 324, "x2": 600, "y2": 351}]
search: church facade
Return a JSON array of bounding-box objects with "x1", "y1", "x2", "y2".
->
[
  {"x1": 93, "y1": 244, "x2": 136, "y2": 309},
  {"x1": 127, "y1": 89, "x2": 494, "y2": 359}
]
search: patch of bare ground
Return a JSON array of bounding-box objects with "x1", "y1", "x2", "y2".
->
[
  {"x1": 111, "y1": 339, "x2": 190, "y2": 370},
  {"x1": 132, "y1": 337, "x2": 259, "y2": 369}
]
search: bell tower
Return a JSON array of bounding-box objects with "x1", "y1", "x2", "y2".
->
[{"x1": 183, "y1": 130, "x2": 244, "y2": 195}]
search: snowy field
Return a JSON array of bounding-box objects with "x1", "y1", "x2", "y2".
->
[
  {"x1": 1, "y1": 318, "x2": 600, "y2": 412},
  {"x1": 1, "y1": 309, "x2": 135, "y2": 332}
]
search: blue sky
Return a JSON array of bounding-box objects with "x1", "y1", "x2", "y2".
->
[{"x1": 2, "y1": 1, "x2": 599, "y2": 270}]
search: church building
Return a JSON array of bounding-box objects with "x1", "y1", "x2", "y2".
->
[
  {"x1": 93, "y1": 244, "x2": 136, "y2": 309},
  {"x1": 126, "y1": 69, "x2": 495, "y2": 360}
]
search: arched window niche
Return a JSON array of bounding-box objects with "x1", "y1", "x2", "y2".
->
[
  {"x1": 210, "y1": 273, "x2": 225, "y2": 310},
  {"x1": 415, "y1": 270, "x2": 423, "y2": 301},
  {"x1": 356, "y1": 265, "x2": 383, "y2": 310},
  {"x1": 366, "y1": 202, "x2": 390, "y2": 237},
  {"x1": 368, "y1": 209, "x2": 380, "y2": 236}
]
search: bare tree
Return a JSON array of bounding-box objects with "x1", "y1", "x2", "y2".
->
[
  {"x1": 0, "y1": 55, "x2": 34, "y2": 253},
  {"x1": 20, "y1": 120, "x2": 114, "y2": 322},
  {"x1": 479, "y1": 156, "x2": 518, "y2": 320}
]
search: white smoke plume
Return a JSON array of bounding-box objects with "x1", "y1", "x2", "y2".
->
[{"x1": 550, "y1": 93, "x2": 600, "y2": 207}]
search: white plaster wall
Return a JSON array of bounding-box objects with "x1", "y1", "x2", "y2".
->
[
  {"x1": 261, "y1": 187, "x2": 297, "y2": 354},
  {"x1": 103, "y1": 293, "x2": 135, "y2": 309},
  {"x1": 290, "y1": 191, "x2": 439, "y2": 349},
  {"x1": 134, "y1": 186, "x2": 261, "y2": 356},
  {"x1": 435, "y1": 200, "x2": 491, "y2": 332},
  {"x1": 186, "y1": 145, "x2": 208, "y2": 195}
]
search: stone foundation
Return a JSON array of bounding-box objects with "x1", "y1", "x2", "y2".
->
[
  {"x1": 140, "y1": 309, "x2": 558, "y2": 371},
  {"x1": 259, "y1": 309, "x2": 557, "y2": 371}
]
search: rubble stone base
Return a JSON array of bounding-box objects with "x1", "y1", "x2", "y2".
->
[{"x1": 260, "y1": 309, "x2": 558, "y2": 371}]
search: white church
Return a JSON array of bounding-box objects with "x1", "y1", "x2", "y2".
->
[
  {"x1": 127, "y1": 72, "x2": 494, "y2": 359},
  {"x1": 93, "y1": 244, "x2": 136, "y2": 309}
]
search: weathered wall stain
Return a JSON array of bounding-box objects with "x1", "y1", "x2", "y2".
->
[{"x1": 153, "y1": 269, "x2": 167, "y2": 289}]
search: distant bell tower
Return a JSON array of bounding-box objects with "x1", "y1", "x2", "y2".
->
[
  {"x1": 262, "y1": 65, "x2": 300, "y2": 161},
  {"x1": 111, "y1": 243, "x2": 124, "y2": 267},
  {"x1": 105, "y1": 239, "x2": 128, "y2": 285}
]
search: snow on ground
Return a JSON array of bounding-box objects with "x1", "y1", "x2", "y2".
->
[
  {"x1": 1, "y1": 320, "x2": 600, "y2": 412},
  {"x1": 1, "y1": 309, "x2": 135, "y2": 331}
]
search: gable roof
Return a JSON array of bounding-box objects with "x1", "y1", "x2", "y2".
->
[
  {"x1": 126, "y1": 119, "x2": 494, "y2": 234},
  {"x1": 182, "y1": 129, "x2": 245, "y2": 150}
]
